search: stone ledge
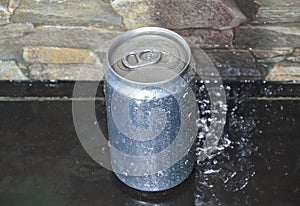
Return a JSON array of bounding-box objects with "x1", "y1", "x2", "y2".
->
[
  {"x1": 11, "y1": 0, "x2": 123, "y2": 29},
  {"x1": 0, "y1": 23, "x2": 34, "y2": 39},
  {"x1": 0, "y1": 0, "x2": 298, "y2": 82},
  {"x1": 0, "y1": 0, "x2": 21, "y2": 25},
  {"x1": 254, "y1": 7, "x2": 300, "y2": 24},
  {"x1": 0, "y1": 2, "x2": 10, "y2": 25},
  {"x1": 175, "y1": 29, "x2": 233, "y2": 49},
  {"x1": 0, "y1": 60, "x2": 27, "y2": 80},
  {"x1": 250, "y1": 48, "x2": 300, "y2": 63},
  {"x1": 0, "y1": 41, "x2": 23, "y2": 60},
  {"x1": 266, "y1": 62, "x2": 300, "y2": 81},
  {"x1": 15, "y1": 26, "x2": 123, "y2": 52},
  {"x1": 233, "y1": 0, "x2": 259, "y2": 20},
  {"x1": 29, "y1": 63, "x2": 104, "y2": 81},
  {"x1": 23, "y1": 46, "x2": 99, "y2": 64},
  {"x1": 111, "y1": 0, "x2": 246, "y2": 30},
  {"x1": 254, "y1": 0, "x2": 300, "y2": 24},
  {"x1": 250, "y1": 48, "x2": 294, "y2": 59},
  {"x1": 234, "y1": 25, "x2": 300, "y2": 49},
  {"x1": 255, "y1": 0, "x2": 300, "y2": 7},
  {"x1": 197, "y1": 49, "x2": 261, "y2": 80}
]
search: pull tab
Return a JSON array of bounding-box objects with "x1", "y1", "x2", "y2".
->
[{"x1": 122, "y1": 50, "x2": 162, "y2": 70}]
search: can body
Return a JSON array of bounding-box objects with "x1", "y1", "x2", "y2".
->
[{"x1": 104, "y1": 27, "x2": 198, "y2": 191}]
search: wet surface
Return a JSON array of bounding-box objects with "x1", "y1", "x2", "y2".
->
[{"x1": 0, "y1": 81, "x2": 299, "y2": 205}]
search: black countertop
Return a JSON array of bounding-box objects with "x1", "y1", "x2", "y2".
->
[{"x1": 0, "y1": 81, "x2": 299, "y2": 206}]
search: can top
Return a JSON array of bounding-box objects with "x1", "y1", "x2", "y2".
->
[{"x1": 107, "y1": 27, "x2": 191, "y2": 84}]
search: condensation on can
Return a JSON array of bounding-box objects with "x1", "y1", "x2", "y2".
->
[{"x1": 104, "y1": 27, "x2": 198, "y2": 191}]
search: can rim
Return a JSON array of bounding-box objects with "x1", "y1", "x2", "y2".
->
[{"x1": 106, "y1": 27, "x2": 191, "y2": 85}]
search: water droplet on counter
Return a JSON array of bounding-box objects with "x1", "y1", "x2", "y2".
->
[{"x1": 157, "y1": 171, "x2": 163, "y2": 177}]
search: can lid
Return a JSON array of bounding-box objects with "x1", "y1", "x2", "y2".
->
[{"x1": 107, "y1": 27, "x2": 191, "y2": 84}]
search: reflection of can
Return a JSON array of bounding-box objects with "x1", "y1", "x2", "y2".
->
[{"x1": 104, "y1": 27, "x2": 198, "y2": 191}]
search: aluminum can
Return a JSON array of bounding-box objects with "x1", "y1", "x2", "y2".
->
[{"x1": 104, "y1": 27, "x2": 198, "y2": 191}]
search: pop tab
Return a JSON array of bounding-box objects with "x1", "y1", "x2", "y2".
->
[{"x1": 122, "y1": 50, "x2": 162, "y2": 70}]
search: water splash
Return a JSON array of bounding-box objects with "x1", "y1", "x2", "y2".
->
[{"x1": 194, "y1": 84, "x2": 258, "y2": 205}]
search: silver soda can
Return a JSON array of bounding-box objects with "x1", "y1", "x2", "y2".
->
[{"x1": 104, "y1": 27, "x2": 198, "y2": 191}]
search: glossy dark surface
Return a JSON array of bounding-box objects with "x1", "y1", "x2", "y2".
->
[{"x1": 0, "y1": 81, "x2": 299, "y2": 206}]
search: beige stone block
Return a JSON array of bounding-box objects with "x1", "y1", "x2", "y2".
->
[
  {"x1": 266, "y1": 62, "x2": 300, "y2": 81},
  {"x1": 0, "y1": 60, "x2": 27, "y2": 80},
  {"x1": 23, "y1": 46, "x2": 98, "y2": 64},
  {"x1": 29, "y1": 63, "x2": 104, "y2": 81},
  {"x1": 250, "y1": 48, "x2": 294, "y2": 59}
]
